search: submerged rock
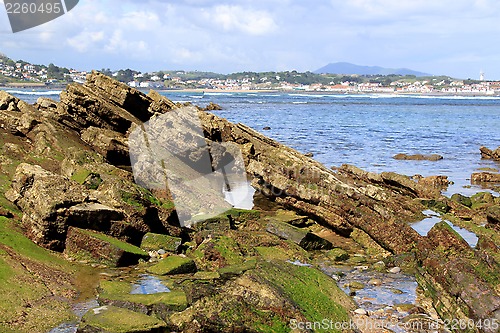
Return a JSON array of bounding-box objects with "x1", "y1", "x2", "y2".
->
[
  {"x1": 480, "y1": 146, "x2": 500, "y2": 160},
  {"x1": 393, "y1": 153, "x2": 443, "y2": 161}
]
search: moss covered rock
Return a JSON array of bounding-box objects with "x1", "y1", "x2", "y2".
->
[
  {"x1": 146, "y1": 255, "x2": 197, "y2": 275},
  {"x1": 266, "y1": 220, "x2": 332, "y2": 250},
  {"x1": 98, "y1": 280, "x2": 188, "y2": 314},
  {"x1": 326, "y1": 248, "x2": 349, "y2": 261},
  {"x1": 77, "y1": 305, "x2": 166, "y2": 333},
  {"x1": 64, "y1": 227, "x2": 149, "y2": 267},
  {"x1": 140, "y1": 233, "x2": 182, "y2": 253}
]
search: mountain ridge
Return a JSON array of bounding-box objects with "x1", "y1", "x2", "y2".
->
[{"x1": 315, "y1": 62, "x2": 431, "y2": 77}]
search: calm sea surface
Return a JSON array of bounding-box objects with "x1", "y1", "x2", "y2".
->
[{"x1": 8, "y1": 89, "x2": 500, "y2": 196}]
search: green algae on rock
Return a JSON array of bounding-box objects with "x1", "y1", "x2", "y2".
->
[
  {"x1": 78, "y1": 305, "x2": 167, "y2": 333},
  {"x1": 146, "y1": 255, "x2": 197, "y2": 275}
]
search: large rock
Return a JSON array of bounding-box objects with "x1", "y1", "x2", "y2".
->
[
  {"x1": 266, "y1": 220, "x2": 333, "y2": 250},
  {"x1": 5, "y1": 163, "x2": 89, "y2": 251},
  {"x1": 426, "y1": 221, "x2": 471, "y2": 253},
  {"x1": 200, "y1": 113, "x2": 425, "y2": 253},
  {"x1": 81, "y1": 127, "x2": 130, "y2": 166},
  {"x1": 480, "y1": 146, "x2": 500, "y2": 160},
  {"x1": 471, "y1": 172, "x2": 500, "y2": 183},
  {"x1": 64, "y1": 227, "x2": 149, "y2": 266}
]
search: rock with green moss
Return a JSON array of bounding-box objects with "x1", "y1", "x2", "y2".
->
[
  {"x1": 271, "y1": 209, "x2": 311, "y2": 227},
  {"x1": 427, "y1": 222, "x2": 471, "y2": 253},
  {"x1": 77, "y1": 305, "x2": 166, "y2": 333},
  {"x1": 140, "y1": 233, "x2": 182, "y2": 253},
  {"x1": 486, "y1": 205, "x2": 500, "y2": 225},
  {"x1": 146, "y1": 255, "x2": 197, "y2": 275},
  {"x1": 450, "y1": 193, "x2": 472, "y2": 208},
  {"x1": 421, "y1": 199, "x2": 450, "y2": 214},
  {"x1": 326, "y1": 248, "x2": 349, "y2": 261},
  {"x1": 64, "y1": 227, "x2": 149, "y2": 267},
  {"x1": 218, "y1": 258, "x2": 257, "y2": 277},
  {"x1": 98, "y1": 280, "x2": 188, "y2": 314},
  {"x1": 192, "y1": 271, "x2": 221, "y2": 280},
  {"x1": 266, "y1": 220, "x2": 332, "y2": 250},
  {"x1": 470, "y1": 192, "x2": 495, "y2": 209}
]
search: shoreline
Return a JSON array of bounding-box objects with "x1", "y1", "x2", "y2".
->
[{"x1": 1, "y1": 84, "x2": 499, "y2": 97}]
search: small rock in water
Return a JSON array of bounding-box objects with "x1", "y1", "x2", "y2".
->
[
  {"x1": 390, "y1": 288, "x2": 404, "y2": 295},
  {"x1": 354, "y1": 308, "x2": 367, "y2": 315},
  {"x1": 263, "y1": 126, "x2": 271, "y2": 130},
  {"x1": 304, "y1": 152, "x2": 314, "y2": 157},
  {"x1": 345, "y1": 281, "x2": 365, "y2": 289},
  {"x1": 389, "y1": 267, "x2": 401, "y2": 274},
  {"x1": 368, "y1": 278, "x2": 383, "y2": 286}
]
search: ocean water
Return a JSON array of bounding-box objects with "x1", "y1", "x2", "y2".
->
[{"x1": 7, "y1": 88, "x2": 500, "y2": 196}]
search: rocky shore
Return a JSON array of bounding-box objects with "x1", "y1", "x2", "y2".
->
[{"x1": 0, "y1": 72, "x2": 499, "y2": 333}]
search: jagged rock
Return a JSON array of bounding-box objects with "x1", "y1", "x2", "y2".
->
[
  {"x1": 35, "y1": 97, "x2": 58, "y2": 112},
  {"x1": 5, "y1": 163, "x2": 89, "y2": 251},
  {"x1": 77, "y1": 305, "x2": 167, "y2": 333},
  {"x1": 480, "y1": 146, "x2": 500, "y2": 160},
  {"x1": 427, "y1": 222, "x2": 471, "y2": 253},
  {"x1": 57, "y1": 71, "x2": 156, "y2": 134},
  {"x1": 140, "y1": 233, "x2": 182, "y2": 253},
  {"x1": 393, "y1": 153, "x2": 443, "y2": 161},
  {"x1": 146, "y1": 255, "x2": 197, "y2": 275},
  {"x1": 67, "y1": 203, "x2": 125, "y2": 231},
  {"x1": 81, "y1": 127, "x2": 130, "y2": 166},
  {"x1": 64, "y1": 227, "x2": 149, "y2": 266},
  {"x1": 199, "y1": 102, "x2": 222, "y2": 111},
  {"x1": 416, "y1": 175, "x2": 451, "y2": 188},
  {"x1": 0, "y1": 91, "x2": 41, "y2": 135},
  {"x1": 471, "y1": 172, "x2": 500, "y2": 183},
  {"x1": 266, "y1": 220, "x2": 333, "y2": 250}
]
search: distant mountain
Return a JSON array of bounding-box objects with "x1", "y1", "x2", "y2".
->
[{"x1": 314, "y1": 62, "x2": 431, "y2": 77}]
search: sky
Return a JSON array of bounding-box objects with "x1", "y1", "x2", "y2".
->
[{"x1": 1, "y1": 0, "x2": 499, "y2": 79}]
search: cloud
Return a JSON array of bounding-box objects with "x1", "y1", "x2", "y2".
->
[
  {"x1": 1, "y1": 0, "x2": 500, "y2": 78},
  {"x1": 204, "y1": 5, "x2": 277, "y2": 35}
]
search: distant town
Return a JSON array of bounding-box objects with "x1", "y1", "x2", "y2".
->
[{"x1": 1, "y1": 53, "x2": 499, "y2": 95}]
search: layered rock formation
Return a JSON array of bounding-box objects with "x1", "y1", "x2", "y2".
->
[{"x1": 0, "y1": 72, "x2": 498, "y2": 332}]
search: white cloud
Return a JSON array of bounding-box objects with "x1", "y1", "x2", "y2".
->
[{"x1": 204, "y1": 5, "x2": 277, "y2": 35}]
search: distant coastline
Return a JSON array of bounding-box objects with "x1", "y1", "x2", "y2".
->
[{"x1": 2, "y1": 83, "x2": 500, "y2": 98}]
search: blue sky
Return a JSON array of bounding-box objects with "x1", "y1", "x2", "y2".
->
[{"x1": 1, "y1": 0, "x2": 499, "y2": 79}]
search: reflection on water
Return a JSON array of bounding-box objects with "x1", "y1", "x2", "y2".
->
[
  {"x1": 131, "y1": 275, "x2": 171, "y2": 295},
  {"x1": 409, "y1": 210, "x2": 478, "y2": 247}
]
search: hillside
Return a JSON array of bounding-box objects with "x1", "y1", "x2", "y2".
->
[{"x1": 315, "y1": 62, "x2": 431, "y2": 76}]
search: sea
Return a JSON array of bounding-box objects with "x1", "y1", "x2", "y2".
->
[{"x1": 7, "y1": 88, "x2": 500, "y2": 197}]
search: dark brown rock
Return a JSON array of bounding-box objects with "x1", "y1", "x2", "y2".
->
[
  {"x1": 393, "y1": 153, "x2": 443, "y2": 161},
  {"x1": 471, "y1": 172, "x2": 500, "y2": 183},
  {"x1": 426, "y1": 221, "x2": 471, "y2": 253},
  {"x1": 480, "y1": 146, "x2": 500, "y2": 160}
]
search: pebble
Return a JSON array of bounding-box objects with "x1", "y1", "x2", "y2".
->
[
  {"x1": 158, "y1": 249, "x2": 166, "y2": 255},
  {"x1": 354, "y1": 308, "x2": 367, "y2": 315},
  {"x1": 388, "y1": 267, "x2": 401, "y2": 274},
  {"x1": 368, "y1": 278, "x2": 383, "y2": 286}
]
